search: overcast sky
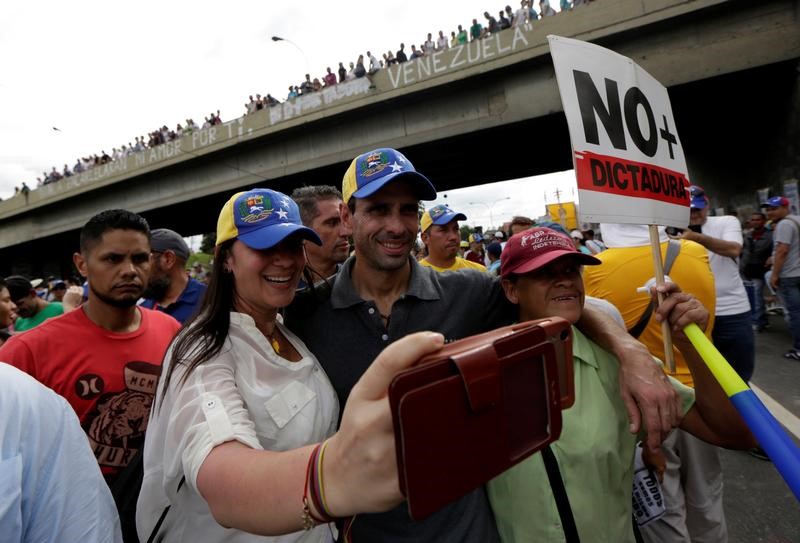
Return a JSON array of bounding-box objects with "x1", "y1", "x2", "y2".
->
[{"x1": 0, "y1": 0, "x2": 576, "y2": 209}]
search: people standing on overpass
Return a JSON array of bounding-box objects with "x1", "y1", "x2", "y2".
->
[
  {"x1": 140, "y1": 228, "x2": 207, "y2": 325},
  {"x1": 483, "y1": 11, "x2": 499, "y2": 36},
  {"x1": 5, "y1": 275, "x2": 63, "y2": 332},
  {"x1": 498, "y1": 10, "x2": 511, "y2": 30},
  {"x1": 514, "y1": 1, "x2": 531, "y2": 26},
  {"x1": 437, "y1": 29, "x2": 449, "y2": 50},
  {"x1": 470, "y1": 18, "x2": 483, "y2": 41},
  {"x1": 396, "y1": 42, "x2": 408, "y2": 63},
  {"x1": 424, "y1": 33, "x2": 435, "y2": 54},
  {"x1": 540, "y1": 0, "x2": 557, "y2": 16},
  {"x1": 457, "y1": 24, "x2": 469, "y2": 44},
  {"x1": 323, "y1": 66, "x2": 337, "y2": 86}
]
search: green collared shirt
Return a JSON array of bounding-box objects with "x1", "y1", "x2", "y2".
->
[{"x1": 487, "y1": 327, "x2": 694, "y2": 543}]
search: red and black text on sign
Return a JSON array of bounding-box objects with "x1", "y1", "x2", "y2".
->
[{"x1": 574, "y1": 151, "x2": 690, "y2": 206}]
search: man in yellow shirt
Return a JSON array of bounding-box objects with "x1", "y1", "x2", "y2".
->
[
  {"x1": 419, "y1": 204, "x2": 487, "y2": 272},
  {"x1": 583, "y1": 223, "x2": 725, "y2": 543}
]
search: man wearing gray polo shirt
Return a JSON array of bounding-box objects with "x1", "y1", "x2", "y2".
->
[
  {"x1": 763, "y1": 195, "x2": 800, "y2": 359},
  {"x1": 286, "y1": 147, "x2": 684, "y2": 543}
]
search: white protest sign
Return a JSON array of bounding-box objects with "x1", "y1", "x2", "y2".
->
[{"x1": 548, "y1": 35, "x2": 691, "y2": 228}]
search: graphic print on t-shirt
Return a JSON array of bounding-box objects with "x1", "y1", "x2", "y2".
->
[{"x1": 83, "y1": 360, "x2": 161, "y2": 470}]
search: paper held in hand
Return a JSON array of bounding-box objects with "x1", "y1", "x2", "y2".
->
[
  {"x1": 548, "y1": 35, "x2": 691, "y2": 372},
  {"x1": 547, "y1": 35, "x2": 691, "y2": 229}
]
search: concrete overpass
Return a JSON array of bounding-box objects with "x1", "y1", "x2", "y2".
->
[{"x1": 2, "y1": 0, "x2": 799, "y2": 276}]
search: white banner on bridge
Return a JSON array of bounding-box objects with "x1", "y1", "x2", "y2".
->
[{"x1": 547, "y1": 35, "x2": 691, "y2": 228}]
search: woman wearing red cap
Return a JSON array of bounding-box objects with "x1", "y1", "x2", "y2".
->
[{"x1": 487, "y1": 227, "x2": 755, "y2": 542}]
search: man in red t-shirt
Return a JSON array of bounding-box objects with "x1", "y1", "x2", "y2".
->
[{"x1": 0, "y1": 209, "x2": 180, "y2": 540}]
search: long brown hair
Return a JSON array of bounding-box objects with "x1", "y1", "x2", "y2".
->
[{"x1": 157, "y1": 239, "x2": 236, "y2": 410}]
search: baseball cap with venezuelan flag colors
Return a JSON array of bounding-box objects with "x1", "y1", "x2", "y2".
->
[
  {"x1": 420, "y1": 204, "x2": 467, "y2": 233},
  {"x1": 342, "y1": 148, "x2": 436, "y2": 204},
  {"x1": 216, "y1": 188, "x2": 321, "y2": 250}
]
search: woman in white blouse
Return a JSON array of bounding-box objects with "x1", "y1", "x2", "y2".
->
[{"x1": 137, "y1": 188, "x2": 443, "y2": 542}]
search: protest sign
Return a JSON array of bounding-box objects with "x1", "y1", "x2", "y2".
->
[{"x1": 548, "y1": 35, "x2": 690, "y2": 228}]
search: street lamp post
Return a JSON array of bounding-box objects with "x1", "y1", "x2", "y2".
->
[
  {"x1": 271, "y1": 35, "x2": 311, "y2": 75},
  {"x1": 467, "y1": 197, "x2": 511, "y2": 230}
]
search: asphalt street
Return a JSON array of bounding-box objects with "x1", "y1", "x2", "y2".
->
[{"x1": 721, "y1": 314, "x2": 800, "y2": 542}]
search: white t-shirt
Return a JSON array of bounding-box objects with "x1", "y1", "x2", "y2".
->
[
  {"x1": 701, "y1": 215, "x2": 750, "y2": 316},
  {"x1": 137, "y1": 312, "x2": 338, "y2": 542}
]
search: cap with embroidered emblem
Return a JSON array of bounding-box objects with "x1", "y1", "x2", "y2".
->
[
  {"x1": 420, "y1": 204, "x2": 467, "y2": 233},
  {"x1": 501, "y1": 227, "x2": 600, "y2": 279},
  {"x1": 342, "y1": 148, "x2": 436, "y2": 204},
  {"x1": 216, "y1": 188, "x2": 322, "y2": 249}
]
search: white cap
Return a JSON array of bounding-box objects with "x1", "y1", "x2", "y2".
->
[
  {"x1": 494, "y1": 231, "x2": 505, "y2": 239},
  {"x1": 570, "y1": 230, "x2": 584, "y2": 240}
]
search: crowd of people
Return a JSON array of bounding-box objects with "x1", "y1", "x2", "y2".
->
[
  {"x1": 6, "y1": 1, "x2": 595, "y2": 199},
  {"x1": 14, "y1": 112, "x2": 224, "y2": 196},
  {"x1": 5, "y1": 145, "x2": 786, "y2": 543},
  {"x1": 246, "y1": 1, "x2": 592, "y2": 108}
]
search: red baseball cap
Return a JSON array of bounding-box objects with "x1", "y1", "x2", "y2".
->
[{"x1": 500, "y1": 227, "x2": 601, "y2": 279}]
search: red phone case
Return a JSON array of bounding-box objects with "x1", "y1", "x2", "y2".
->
[{"x1": 388, "y1": 317, "x2": 573, "y2": 520}]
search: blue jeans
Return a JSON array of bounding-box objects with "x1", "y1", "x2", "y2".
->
[
  {"x1": 712, "y1": 311, "x2": 755, "y2": 382},
  {"x1": 778, "y1": 275, "x2": 800, "y2": 350},
  {"x1": 744, "y1": 278, "x2": 768, "y2": 327}
]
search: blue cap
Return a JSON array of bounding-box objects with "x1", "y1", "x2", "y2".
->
[
  {"x1": 216, "y1": 188, "x2": 322, "y2": 250},
  {"x1": 420, "y1": 204, "x2": 467, "y2": 232},
  {"x1": 689, "y1": 185, "x2": 707, "y2": 209},
  {"x1": 342, "y1": 148, "x2": 436, "y2": 204},
  {"x1": 761, "y1": 196, "x2": 790, "y2": 208}
]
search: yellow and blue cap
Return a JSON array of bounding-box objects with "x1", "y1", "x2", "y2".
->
[
  {"x1": 216, "y1": 188, "x2": 322, "y2": 249},
  {"x1": 420, "y1": 204, "x2": 466, "y2": 233},
  {"x1": 342, "y1": 148, "x2": 436, "y2": 204}
]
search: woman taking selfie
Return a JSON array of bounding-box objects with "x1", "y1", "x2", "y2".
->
[{"x1": 138, "y1": 188, "x2": 442, "y2": 542}]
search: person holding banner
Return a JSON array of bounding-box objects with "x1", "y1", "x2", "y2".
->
[
  {"x1": 583, "y1": 223, "x2": 729, "y2": 543},
  {"x1": 487, "y1": 227, "x2": 756, "y2": 543}
]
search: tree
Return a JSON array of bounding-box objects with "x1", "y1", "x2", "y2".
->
[{"x1": 199, "y1": 232, "x2": 216, "y2": 254}]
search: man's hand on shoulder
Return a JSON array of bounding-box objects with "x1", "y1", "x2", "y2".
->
[{"x1": 617, "y1": 342, "x2": 682, "y2": 453}]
